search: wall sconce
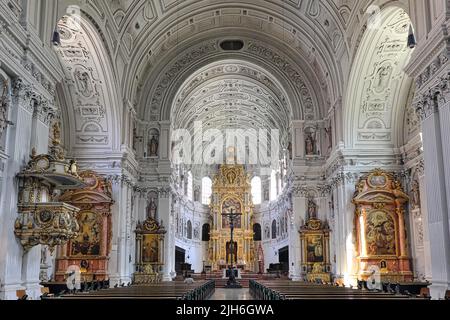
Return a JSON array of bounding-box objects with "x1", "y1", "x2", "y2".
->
[
  {"x1": 407, "y1": 24, "x2": 416, "y2": 49},
  {"x1": 52, "y1": 28, "x2": 61, "y2": 46}
]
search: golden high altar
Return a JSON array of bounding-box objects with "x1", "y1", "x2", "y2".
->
[{"x1": 208, "y1": 165, "x2": 255, "y2": 271}]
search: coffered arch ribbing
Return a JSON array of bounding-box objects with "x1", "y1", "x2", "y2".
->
[
  {"x1": 170, "y1": 60, "x2": 293, "y2": 163},
  {"x1": 124, "y1": 1, "x2": 347, "y2": 119}
]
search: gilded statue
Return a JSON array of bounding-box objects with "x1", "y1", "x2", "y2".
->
[
  {"x1": 68, "y1": 160, "x2": 78, "y2": 177},
  {"x1": 52, "y1": 122, "x2": 61, "y2": 146}
]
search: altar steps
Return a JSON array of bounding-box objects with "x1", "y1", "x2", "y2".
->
[{"x1": 189, "y1": 272, "x2": 289, "y2": 288}]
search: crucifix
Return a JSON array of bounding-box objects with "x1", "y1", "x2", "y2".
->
[{"x1": 222, "y1": 208, "x2": 242, "y2": 288}]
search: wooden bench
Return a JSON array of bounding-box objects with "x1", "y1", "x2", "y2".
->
[
  {"x1": 46, "y1": 280, "x2": 215, "y2": 300},
  {"x1": 250, "y1": 280, "x2": 430, "y2": 300}
]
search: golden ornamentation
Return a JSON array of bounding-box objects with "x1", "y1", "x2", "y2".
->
[
  {"x1": 134, "y1": 215, "x2": 166, "y2": 280},
  {"x1": 52, "y1": 122, "x2": 61, "y2": 146},
  {"x1": 55, "y1": 171, "x2": 114, "y2": 282},
  {"x1": 14, "y1": 203, "x2": 80, "y2": 251},
  {"x1": 353, "y1": 169, "x2": 412, "y2": 282},
  {"x1": 209, "y1": 165, "x2": 255, "y2": 271},
  {"x1": 373, "y1": 203, "x2": 385, "y2": 210},
  {"x1": 15, "y1": 142, "x2": 87, "y2": 252},
  {"x1": 300, "y1": 216, "x2": 331, "y2": 282}
]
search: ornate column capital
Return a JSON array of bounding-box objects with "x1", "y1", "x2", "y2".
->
[
  {"x1": 13, "y1": 78, "x2": 35, "y2": 113},
  {"x1": 292, "y1": 184, "x2": 308, "y2": 197},
  {"x1": 34, "y1": 98, "x2": 58, "y2": 125},
  {"x1": 416, "y1": 73, "x2": 450, "y2": 121}
]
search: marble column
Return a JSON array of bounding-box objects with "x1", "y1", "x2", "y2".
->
[
  {"x1": 108, "y1": 177, "x2": 134, "y2": 286},
  {"x1": 289, "y1": 187, "x2": 306, "y2": 281},
  {"x1": 418, "y1": 171, "x2": 433, "y2": 281},
  {"x1": 0, "y1": 81, "x2": 38, "y2": 299},
  {"x1": 334, "y1": 174, "x2": 358, "y2": 287},
  {"x1": 159, "y1": 188, "x2": 174, "y2": 281},
  {"x1": 417, "y1": 93, "x2": 450, "y2": 299}
]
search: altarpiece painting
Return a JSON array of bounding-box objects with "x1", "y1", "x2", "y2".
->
[{"x1": 353, "y1": 169, "x2": 413, "y2": 282}]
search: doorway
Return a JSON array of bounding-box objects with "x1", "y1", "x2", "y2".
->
[
  {"x1": 175, "y1": 246, "x2": 186, "y2": 274},
  {"x1": 278, "y1": 246, "x2": 289, "y2": 272}
]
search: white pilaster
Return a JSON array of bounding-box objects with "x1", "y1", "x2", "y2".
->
[{"x1": 421, "y1": 107, "x2": 450, "y2": 299}]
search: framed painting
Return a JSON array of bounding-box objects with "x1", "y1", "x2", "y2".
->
[
  {"x1": 70, "y1": 211, "x2": 101, "y2": 256},
  {"x1": 221, "y1": 198, "x2": 242, "y2": 228},
  {"x1": 305, "y1": 234, "x2": 324, "y2": 263},
  {"x1": 142, "y1": 234, "x2": 160, "y2": 264}
]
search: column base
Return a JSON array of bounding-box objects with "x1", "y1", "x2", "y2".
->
[
  {"x1": 0, "y1": 283, "x2": 26, "y2": 300},
  {"x1": 24, "y1": 282, "x2": 43, "y2": 300},
  {"x1": 290, "y1": 276, "x2": 303, "y2": 281},
  {"x1": 429, "y1": 281, "x2": 450, "y2": 300},
  {"x1": 344, "y1": 274, "x2": 358, "y2": 288},
  {"x1": 162, "y1": 274, "x2": 173, "y2": 282}
]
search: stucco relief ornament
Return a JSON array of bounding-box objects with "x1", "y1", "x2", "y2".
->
[
  {"x1": 374, "y1": 65, "x2": 392, "y2": 93},
  {"x1": 0, "y1": 80, "x2": 13, "y2": 141},
  {"x1": 75, "y1": 69, "x2": 93, "y2": 98}
]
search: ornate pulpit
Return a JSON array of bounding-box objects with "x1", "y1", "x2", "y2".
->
[
  {"x1": 133, "y1": 217, "x2": 166, "y2": 284},
  {"x1": 300, "y1": 217, "x2": 331, "y2": 282},
  {"x1": 15, "y1": 122, "x2": 85, "y2": 252},
  {"x1": 353, "y1": 169, "x2": 413, "y2": 282},
  {"x1": 55, "y1": 171, "x2": 113, "y2": 282},
  {"x1": 209, "y1": 165, "x2": 255, "y2": 271}
]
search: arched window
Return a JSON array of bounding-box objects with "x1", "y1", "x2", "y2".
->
[
  {"x1": 187, "y1": 220, "x2": 192, "y2": 239},
  {"x1": 187, "y1": 171, "x2": 193, "y2": 200},
  {"x1": 270, "y1": 170, "x2": 277, "y2": 201},
  {"x1": 202, "y1": 223, "x2": 210, "y2": 241},
  {"x1": 251, "y1": 176, "x2": 262, "y2": 205},
  {"x1": 271, "y1": 220, "x2": 277, "y2": 239},
  {"x1": 202, "y1": 177, "x2": 212, "y2": 205},
  {"x1": 253, "y1": 223, "x2": 262, "y2": 241}
]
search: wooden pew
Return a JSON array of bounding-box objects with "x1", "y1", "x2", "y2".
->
[
  {"x1": 250, "y1": 280, "x2": 430, "y2": 300},
  {"x1": 46, "y1": 280, "x2": 215, "y2": 300}
]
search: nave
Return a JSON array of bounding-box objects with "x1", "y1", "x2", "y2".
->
[
  {"x1": 2, "y1": 0, "x2": 450, "y2": 302},
  {"x1": 40, "y1": 278, "x2": 436, "y2": 301}
]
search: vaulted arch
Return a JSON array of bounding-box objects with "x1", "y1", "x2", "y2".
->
[
  {"x1": 55, "y1": 14, "x2": 122, "y2": 156},
  {"x1": 344, "y1": 6, "x2": 414, "y2": 149}
]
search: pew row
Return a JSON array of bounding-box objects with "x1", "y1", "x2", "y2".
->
[
  {"x1": 45, "y1": 280, "x2": 215, "y2": 300},
  {"x1": 249, "y1": 280, "x2": 430, "y2": 300}
]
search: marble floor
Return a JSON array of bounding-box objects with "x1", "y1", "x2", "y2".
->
[{"x1": 209, "y1": 289, "x2": 254, "y2": 300}]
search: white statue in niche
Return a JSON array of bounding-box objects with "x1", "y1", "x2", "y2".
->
[
  {"x1": 411, "y1": 180, "x2": 421, "y2": 209},
  {"x1": 148, "y1": 135, "x2": 159, "y2": 157},
  {"x1": 307, "y1": 198, "x2": 318, "y2": 219},
  {"x1": 147, "y1": 198, "x2": 157, "y2": 218},
  {"x1": 305, "y1": 132, "x2": 316, "y2": 155}
]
